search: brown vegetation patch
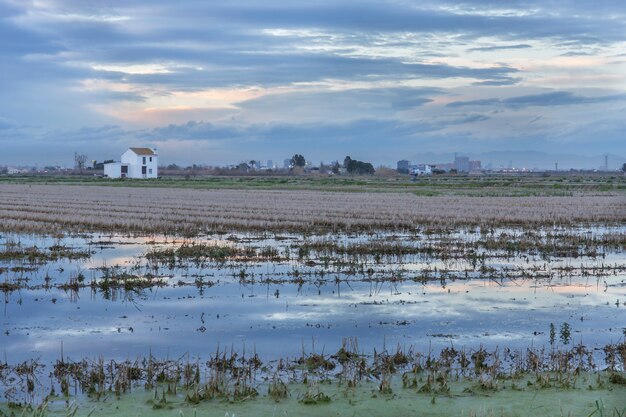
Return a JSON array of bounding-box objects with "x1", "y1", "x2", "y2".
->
[{"x1": 0, "y1": 184, "x2": 624, "y2": 235}]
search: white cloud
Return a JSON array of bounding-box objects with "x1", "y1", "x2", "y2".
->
[{"x1": 1, "y1": 0, "x2": 625, "y2": 165}]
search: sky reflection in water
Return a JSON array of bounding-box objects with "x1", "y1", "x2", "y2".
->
[{"x1": 0, "y1": 231, "x2": 624, "y2": 363}]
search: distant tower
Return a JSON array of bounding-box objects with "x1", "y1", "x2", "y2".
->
[
  {"x1": 604, "y1": 154, "x2": 609, "y2": 170},
  {"x1": 555, "y1": 162, "x2": 558, "y2": 172}
]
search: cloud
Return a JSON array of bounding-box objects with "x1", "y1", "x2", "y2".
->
[
  {"x1": 453, "y1": 114, "x2": 490, "y2": 124},
  {"x1": 2, "y1": 1, "x2": 620, "y2": 94},
  {"x1": 447, "y1": 98, "x2": 500, "y2": 107},
  {"x1": 143, "y1": 121, "x2": 243, "y2": 142},
  {"x1": 1, "y1": 1, "x2": 626, "y2": 166},
  {"x1": 472, "y1": 78, "x2": 522, "y2": 86},
  {"x1": 559, "y1": 51, "x2": 594, "y2": 57},
  {"x1": 467, "y1": 44, "x2": 532, "y2": 52},
  {"x1": 446, "y1": 91, "x2": 626, "y2": 108},
  {"x1": 98, "y1": 54, "x2": 517, "y2": 91},
  {"x1": 43, "y1": 125, "x2": 128, "y2": 143},
  {"x1": 1, "y1": 109, "x2": 624, "y2": 167},
  {"x1": 175, "y1": 2, "x2": 626, "y2": 44},
  {"x1": 234, "y1": 87, "x2": 442, "y2": 122}
]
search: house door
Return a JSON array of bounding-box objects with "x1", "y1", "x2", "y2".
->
[{"x1": 142, "y1": 166, "x2": 147, "y2": 178}]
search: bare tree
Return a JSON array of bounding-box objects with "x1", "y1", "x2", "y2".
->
[{"x1": 74, "y1": 152, "x2": 88, "y2": 173}]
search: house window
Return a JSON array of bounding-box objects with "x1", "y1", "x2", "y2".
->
[
  {"x1": 142, "y1": 157, "x2": 146, "y2": 164},
  {"x1": 149, "y1": 157, "x2": 152, "y2": 162},
  {"x1": 121, "y1": 166, "x2": 128, "y2": 174},
  {"x1": 149, "y1": 169, "x2": 152, "y2": 174}
]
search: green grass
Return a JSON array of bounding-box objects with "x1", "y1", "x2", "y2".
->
[{"x1": 1, "y1": 172, "x2": 624, "y2": 197}]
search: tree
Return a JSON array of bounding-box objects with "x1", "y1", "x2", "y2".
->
[
  {"x1": 92, "y1": 159, "x2": 114, "y2": 170},
  {"x1": 74, "y1": 152, "x2": 87, "y2": 173},
  {"x1": 343, "y1": 155, "x2": 375, "y2": 175},
  {"x1": 291, "y1": 154, "x2": 306, "y2": 168}
]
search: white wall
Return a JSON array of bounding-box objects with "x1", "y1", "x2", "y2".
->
[
  {"x1": 104, "y1": 162, "x2": 121, "y2": 178},
  {"x1": 121, "y1": 149, "x2": 158, "y2": 178}
]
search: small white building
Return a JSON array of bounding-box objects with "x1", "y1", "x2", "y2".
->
[
  {"x1": 7, "y1": 167, "x2": 27, "y2": 175},
  {"x1": 411, "y1": 164, "x2": 432, "y2": 176},
  {"x1": 104, "y1": 148, "x2": 158, "y2": 179}
]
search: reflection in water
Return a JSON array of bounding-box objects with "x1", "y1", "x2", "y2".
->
[{"x1": 0, "y1": 230, "x2": 624, "y2": 364}]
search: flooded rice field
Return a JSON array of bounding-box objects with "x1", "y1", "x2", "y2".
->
[
  {"x1": 1, "y1": 225, "x2": 625, "y2": 415},
  {"x1": 1, "y1": 227, "x2": 624, "y2": 363}
]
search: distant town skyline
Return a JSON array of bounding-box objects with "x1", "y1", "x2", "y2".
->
[
  {"x1": 1, "y1": 1, "x2": 625, "y2": 167},
  {"x1": 2, "y1": 149, "x2": 624, "y2": 173}
]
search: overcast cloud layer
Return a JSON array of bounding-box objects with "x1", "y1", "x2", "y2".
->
[{"x1": 1, "y1": 0, "x2": 625, "y2": 168}]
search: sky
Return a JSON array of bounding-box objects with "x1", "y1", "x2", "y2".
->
[{"x1": 1, "y1": 0, "x2": 625, "y2": 168}]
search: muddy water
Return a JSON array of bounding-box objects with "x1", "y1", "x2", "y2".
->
[{"x1": 1, "y1": 230, "x2": 624, "y2": 364}]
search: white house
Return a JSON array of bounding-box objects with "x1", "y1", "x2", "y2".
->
[
  {"x1": 104, "y1": 148, "x2": 158, "y2": 179},
  {"x1": 411, "y1": 164, "x2": 432, "y2": 176}
]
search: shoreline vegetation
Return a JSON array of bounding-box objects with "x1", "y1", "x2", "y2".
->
[{"x1": 1, "y1": 340, "x2": 625, "y2": 416}]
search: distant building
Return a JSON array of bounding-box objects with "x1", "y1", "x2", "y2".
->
[
  {"x1": 435, "y1": 163, "x2": 454, "y2": 172},
  {"x1": 469, "y1": 160, "x2": 482, "y2": 172},
  {"x1": 411, "y1": 164, "x2": 432, "y2": 176},
  {"x1": 283, "y1": 159, "x2": 292, "y2": 169},
  {"x1": 397, "y1": 159, "x2": 410, "y2": 173},
  {"x1": 104, "y1": 147, "x2": 158, "y2": 179},
  {"x1": 454, "y1": 156, "x2": 470, "y2": 172},
  {"x1": 267, "y1": 160, "x2": 273, "y2": 170},
  {"x1": 7, "y1": 167, "x2": 27, "y2": 175}
]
